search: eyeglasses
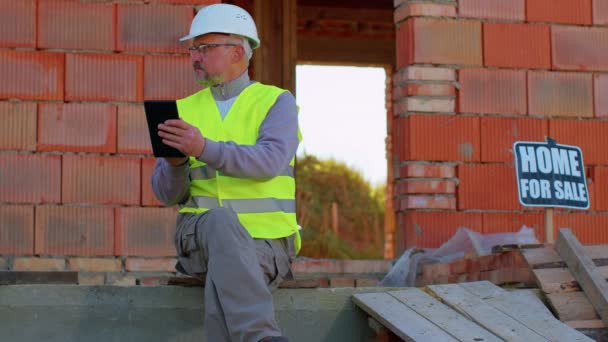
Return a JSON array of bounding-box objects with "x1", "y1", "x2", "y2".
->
[{"x1": 188, "y1": 43, "x2": 239, "y2": 55}]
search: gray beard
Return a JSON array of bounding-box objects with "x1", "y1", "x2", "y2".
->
[{"x1": 196, "y1": 74, "x2": 224, "y2": 87}]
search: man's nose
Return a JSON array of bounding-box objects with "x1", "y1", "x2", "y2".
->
[{"x1": 190, "y1": 54, "x2": 203, "y2": 63}]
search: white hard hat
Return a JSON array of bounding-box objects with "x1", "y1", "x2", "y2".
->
[{"x1": 179, "y1": 4, "x2": 260, "y2": 49}]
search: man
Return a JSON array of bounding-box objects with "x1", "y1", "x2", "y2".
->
[{"x1": 151, "y1": 4, "x2": 300, "y2": 342}]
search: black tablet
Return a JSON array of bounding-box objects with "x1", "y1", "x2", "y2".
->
[{"x1": 143, "y1": 100, "x2": 186, "y2": 158}]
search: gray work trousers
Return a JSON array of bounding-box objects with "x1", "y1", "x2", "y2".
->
[{"x1": 174, "y1": 207, "x2": 296, "y2": 342}]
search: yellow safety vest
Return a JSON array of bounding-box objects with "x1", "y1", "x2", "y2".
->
[{"x1": 176, "y1": 82, "x2": 301, "y2": 252}]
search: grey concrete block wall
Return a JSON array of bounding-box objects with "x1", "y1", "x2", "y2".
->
[{"x1": 0, "y1": 285, "x2": 384, "y2": 342}]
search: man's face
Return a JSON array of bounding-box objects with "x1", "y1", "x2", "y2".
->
[{"x1": 190, "y1": 34, "x2": 240, "y2": 87}]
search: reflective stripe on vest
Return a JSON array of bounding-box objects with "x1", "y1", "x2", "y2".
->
[
  {"x1": 190, "y1": 165, "x2": 217, "y2": 180},
  {"x1": 190, "y1": 164, "x2": 294, "y2": 181},
  {"x1": 183, "y1": 197, "x2": 296, "y2": 214},
  {"x1": 176, "y1": 82, "x2": 301, "y2": 252}
]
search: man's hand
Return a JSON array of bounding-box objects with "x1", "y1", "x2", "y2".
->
[{"x1": 158, "y1": 119, "x2": 206, "y2": 159}]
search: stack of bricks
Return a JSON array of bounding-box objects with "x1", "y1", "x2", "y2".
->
[
  {"x1": 1, "y1": 256, "x2": 391, "y2": 287},
  {"x1": 287, "y1": 258, "x2": 391, "y2": 288},
  {"x1": 115, "y1": 258, "x2": 390, "y2": 287},
  {"x1": 415, "y1": 250, "x2": 535, "y2": 287},
  {"x1": 392, "y1": 0, "x2": 608, "y2": 255},
  {"x1": 0, "y1": 0, "x2": 220, "y2": 283},
  {"x1": 4, "y1": 256, "x2": 180, "y2": 286}
]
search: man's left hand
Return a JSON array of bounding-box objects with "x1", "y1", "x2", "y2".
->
[{"x1": 158, "y1": 119, "x2": 206, "y2": 158}]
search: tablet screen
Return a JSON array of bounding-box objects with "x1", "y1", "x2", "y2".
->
[{"x1": 143, "y1": 100, "x2": 186, "y2": 158}]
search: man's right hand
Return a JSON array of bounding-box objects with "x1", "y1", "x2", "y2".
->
[{"x1": 165, "y1": 157, "x2": 189, "y2": 167}]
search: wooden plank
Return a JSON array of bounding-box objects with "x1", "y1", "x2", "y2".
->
[
  {"x1": 352, "y1": 292, "x2": 459, "y2": 342},
  {"x1": 461, "y1": 281, "x2": 593, "y2": 342},
  {"x1": 428, "y1": 284, "x2": 550, "y2": 341},
  {"x1": 556, "y1": 229, "x2": 608, "y2": 327},
  {"x1": 532, "y1": 266, "x2": 608, "y2": 293},
  {"x1": 566, "y1": 320, "x2": 606, "y2": 329},
  {"x1": 508, "y1": 289, "x2": 553, "y2": 317},
  {"x1": 457, "y1": 280, "x2": 503, "y2": 299},
  {"x1": 473, "y1": 288, "x2": 555, "y2": 320},
  {"x1": 532, "y1": 268, "x2": 582, "y2": 293},
  {"x1": 533, "y1": 265, "x2": 606, "y2": 322},
  {"x1": 522, "y1": 245, "x2": 608, "y2": 268},
  {"x1": 546, "y1": 292, "x2": 598, "y2": 321},
  {"x1": 389, "y1": 288, "x2": 502, "y2": 342},
  {"x1": 522, "y1": 248, "x2": 562, "y2": 267},
  {"x1": 531, "y1": 259, "x2": 608, "y2": 269},
  {"x1": 563, "y1": 245, "x2": 607, "y2": 261}
]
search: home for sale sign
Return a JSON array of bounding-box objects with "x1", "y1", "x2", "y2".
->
[{"x1": 513, "y1": 139, "x2": 589, "y2": 210}]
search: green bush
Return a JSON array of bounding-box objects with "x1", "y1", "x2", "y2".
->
[{"x1": 295, "y1": 154, "x2": 384, "y2": 259}]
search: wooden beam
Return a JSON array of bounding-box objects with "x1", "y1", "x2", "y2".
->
[
  {"x1": 556, "y1": 228, "x2": 608, "y2": 327},
  {"x1": 253, "y1": 0, "x2": 297, "y2": 94},
  {"x1": 297, "y1": 0, "x2": 393, "y2": 10},
  {"x1": 523, "y1": 245, "x2": 608, "y2": 268},
  {"x1": 298, "y1": 5, "x2": 393, "y2": 23},
  {"x1": 297, "y1": 35, "x2": 394, "y2": 67}
]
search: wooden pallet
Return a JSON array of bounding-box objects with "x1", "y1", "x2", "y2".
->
[
  {"x1": 521, "y1": 236, "x2": 608, "y2": 329},
  {"x1": 352, "y1": 281, "x2": 591, "y2": 341}
]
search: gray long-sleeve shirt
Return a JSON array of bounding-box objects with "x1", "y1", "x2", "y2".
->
[{"x1": 151, "y1": 71, "x2": 299, "y2": 206}]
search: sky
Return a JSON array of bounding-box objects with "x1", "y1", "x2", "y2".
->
[{"x1": 295, "y1": 65, "x2": 388, "y2": 186}]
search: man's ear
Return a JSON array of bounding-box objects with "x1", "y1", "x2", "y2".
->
[{"x1": 231, "y1": 46, "x2": 245, "y2": 64}]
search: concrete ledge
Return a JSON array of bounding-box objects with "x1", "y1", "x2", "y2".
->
[{"x1": 0, "y1": 285, "x2": 390, "y2": 342}]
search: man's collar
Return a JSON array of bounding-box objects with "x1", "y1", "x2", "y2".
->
[{"x1": 210, "y1": 71, "x2": 251, "y2": 100}]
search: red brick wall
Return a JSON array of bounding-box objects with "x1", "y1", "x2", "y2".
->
[
  {"x1": 393, "y1": 0, "x2": 608, "y2": 253},
  {"x1": 0, "y1": 0, "x2": 219, "y2": 284}
]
